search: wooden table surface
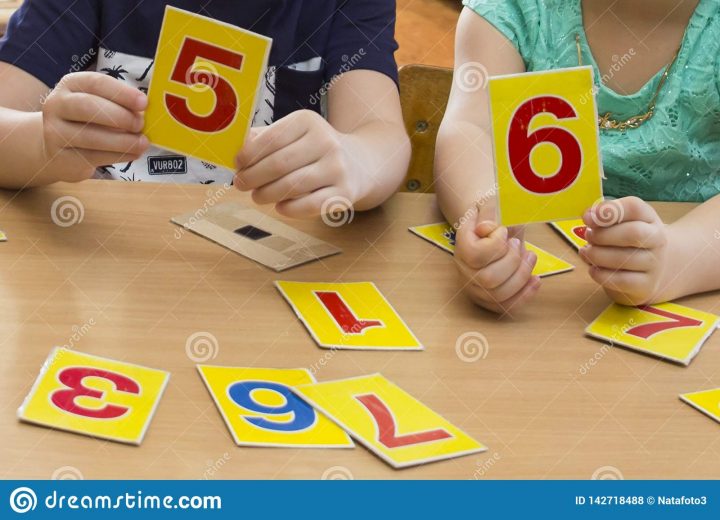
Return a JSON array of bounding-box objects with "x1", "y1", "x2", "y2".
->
[{"x1": 0, "y1": 180, "x2": 718, "y2": 480}]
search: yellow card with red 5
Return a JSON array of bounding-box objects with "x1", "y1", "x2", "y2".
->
[
  {"x1": 489, "y1": 66, "x2": 604, "y2": 227},
  {"x1": 144, "y1": 6, "x2": 271, "y2": 169},
  {"x1": 18, "y1": 348, "x2": 169, "y2": 444},
  {"x1": 197, "y1": 366, "x2": 354, "y2": 448},
  {"x1": 293, "y1": 374, "x2": 487, "y2": 468},
  {"x1": 680, "y1": 388, "x2": 720, "y2": 424},
  {"x1": 585, "y1": 303, "x2": 719, "y2": 365},
  {"x1": 275, "y1": 281, "x2": 423, "y2": 351},
  {"x1": 550, "y1": 219, "x2": 588, "y2": 250}
]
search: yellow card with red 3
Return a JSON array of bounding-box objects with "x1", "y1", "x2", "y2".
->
[
  {"x1": 197, "y1": 366, "x2": 354, "y2": 448},
  {"x1": 18, "y1": 348, "x2": 169, "y2": 445},
  {"x1": 680, "y1": 388, "x2": 720, "y2": 425},
  {"x1": 550, "y1": 219, "x2": 588, "y2": 250},
  {"x1": 489, "y1": 66, "x2": 604, "y2": 227},
  {"x1": 585, "y1": 302, "x2": 719, "y2": 365},
  {"x1": 409, "y1": 222, "x2": 574, "y2": 277},
  {"x1": 275, "y1": 281, "x2": 423, "y2": 351},
  {"x1": 293, "y1": 374, "x2": 487, "y2": 468},
  {"x1": 144, "y1": 6, "x2": 272, "y2": 169}
]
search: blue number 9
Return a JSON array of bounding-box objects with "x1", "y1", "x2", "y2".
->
[{"x1": 227, "y1": 381, "x2": 315, "y2": 432}]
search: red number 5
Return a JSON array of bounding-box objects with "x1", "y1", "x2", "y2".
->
[
  {"x1": 508, "y1": 96, "x2": 582, "y2": 194},
  {"x1": 165, "y1": 37, "x2": 244, "y2": 133},
  {"x1": 51, "y1": 367, "x2": 140, "y2": 419}
]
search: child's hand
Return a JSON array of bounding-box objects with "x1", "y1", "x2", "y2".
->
[
  {"x1": 580, "y1": 197, "x2": 670, "y2": 306},
  {"x1": 454, "y1": 212, "x2": 541, "y2": 314},
  {"x1": 42, "y1": 72, "x2": 149, "y2": 182},
  {"x1": 234, "y1": 110, "x2": 356, "y2": 218}
]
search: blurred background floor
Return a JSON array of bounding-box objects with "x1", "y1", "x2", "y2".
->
[{"x1": 396, "y1": 0, "x2": 460, "y2": 68}]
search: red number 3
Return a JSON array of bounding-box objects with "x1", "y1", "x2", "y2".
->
[
  {"x1": 51, "y1": 367, "x2": 140, "y2": 419},
  {"x1": 165, "y1": 37, "x2": 244, "y2": 133},
  {"x1": 508, "y1": 96, "x2": 582, "y2": 194}
]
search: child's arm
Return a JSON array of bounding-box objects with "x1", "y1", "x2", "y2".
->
[
  {"x1": 581, "y1": 195, "x2": 720, "y2": 305},
  {"x1": 435, "y1": 9, "x2": 539, "y2": 313},
  {"x1": 234, "y1": 69, "x2": 409, "y2": 217},
  {"x1": 0, "y1": 64, "x2": 148, "y2": 189}
]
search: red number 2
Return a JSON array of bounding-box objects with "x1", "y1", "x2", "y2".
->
[
  {"x1": 165, "y1": 37, "x2": 244, "y2": 133},
  {"x1": 51, "y1": 367, "x2": 140, "y2": 419},
  {"x1": 625, "y1": 305, "x2": 703, "y2": 340},
  {"x1": 508, "y1": 96, "x2": 582, "y2": 194}
]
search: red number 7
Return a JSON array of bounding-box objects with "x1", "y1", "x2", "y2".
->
[
  {"x1": 625, "y1": 305, "x2": 703, "y2": 340},
  {"x1": 165, "y1": 37, "x2": 244, "y2": 133}
]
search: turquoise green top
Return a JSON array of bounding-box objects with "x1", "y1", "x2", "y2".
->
[{"x1": 463, "y1": 0, "x2": 720, "y2": 202}]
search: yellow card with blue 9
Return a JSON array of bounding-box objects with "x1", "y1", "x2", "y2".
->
[
  {"x1": 18, "y1": 348, "x2": 169, "y2": 445},
  {"x1": 197, "y1": 366, "x2": 354, "y2": 448},
  {"x1": 585, "y1": 303, "x2": 719, "y2": 365},
  {"x1": 550, "y1": 219, "x2": 588, "y2": 250},
  {"x1": 680, "y1": 388, "x2": 720, "y2": 425},
  {"x1": 294, "y1": 374, "x2": 487, "y2": 468},
  {"x1": 144, "y1": 6, "x2": 272, "y2": 169},
  {"x1": 275, "y1": 281, "x2": 423, "y2": 351},
  {"x1": 489, "y1": 66, "x2": 603, "y2": 227}
]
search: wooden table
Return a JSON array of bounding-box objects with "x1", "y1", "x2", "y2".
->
[
  {"x1": 0, "y1": 180, "x2": 718, "y2": 480},
  {"x1": 0, "y1": 1, "x2": 21, "y2": 36}
]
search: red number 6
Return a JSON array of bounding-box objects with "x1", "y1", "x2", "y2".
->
[
  {"x1": 50, "y1": 367, "x2": 140, "y2": 419},
  {"x1": 507, "y1": 96, "x2": 583, "y2": 194},
  {"x1": 165, "y1": 37, "x2": 244, "y2": 133}
]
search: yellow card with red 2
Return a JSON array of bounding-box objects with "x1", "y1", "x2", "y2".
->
[
  {"x1": 145, "y1": 6, "x2": 271, "y2": 169},
  {"x1": 294, "y1": 374, "x2": 487, "y2": 468},
  {"x1": 586, "y1": 302, "x2": 719, "y2": 365},
  {"x1": 489, "y1": 67, "x2": 604, "y2": 227},
  {"x1": 680, "y1": 388, "x2": 720, "y2": 425},
  {"x1": 275, "y1": 281, "x2": 423, "y2": 351},
  {"x1": 18, "y1": 348, "x2": 169, "y2": 444},
  {"x1": 409, "y1": 222, "x2": 574, "y2": 277},
  {"x1": 550, "y1": 219, "x2": 588, "y2": 250},
  {"x1": 197, "y1": 366, "x2": 353, "y2": 448}
]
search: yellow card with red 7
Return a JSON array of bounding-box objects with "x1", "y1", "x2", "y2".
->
[
  {"x1": 293, "y1": 374, "x2": 487, "y2": 468},
  {"x1": 144, "y1": 6, "x2": 272, "y2": 169},
  {"x1": 489, "y1": 66, "x2": 604, "y2": 227},
  {"x1": 679, "y1": 388, "x2": 720, "y2": 424},
  {"x1": 197, "y1": 366, "x2": 354, "y2": 448},
  {"x1": 585, "y1": 303, "x2": 719, "y2": 365},
  {"x1": 18, "y1": 348, "x2": 169, "y2": 445},
  {"x1": 550, "y1": 219, "x2": 588, "y2": 250},
  {"x1": 275, "y1": 281, "x2": 423, "y2": 351},
  {"x1": 409, "y1": 222, "x2": 573, "y2": 277}
]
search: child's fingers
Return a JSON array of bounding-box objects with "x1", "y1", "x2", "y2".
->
[
  {"x1": 59, "y1": 93, "x2": 144, "y2": 133},
  {"x1": 73, "y1": 149, "x2": 145, "y2": 170},
  {"x1": 586, "y1": 221, "x2": 665, "y2": 249},
  {"x1": 484, "y1": 251, "x2": 538, "y2": 303},
  {"x1": 588, "y1": 265, "x2": 648, "y2": 295},
  {"x1": 579, "y1": 245, "x2": 655, "y2": 272},
  {"x1": 275, "y1": 186, "x2": 338, "y2": 219},
  {"x1": 60, "y1": 121, "x2": 148, "y2": 155},
  {"x1": 584, "y1": 196, "x2": 659, "y2": 228},
  {"x1": 236, "y1": 137, "x2": 318, "y2": 191},
  {"x1": 250, "y1": 164, "x2": 324, "y2": 205},
  {"x1": 63, "y1": 72, "x2": 147, "y2": 112},
  {"x1": 464, "y1": 238, "x2": 524, "y2": 290},
  {"x1": 457, "y1": 222, "x2": 509, "y2": 269},
  {"x1": 495, "y1": 276, "x2": 542, "y2": 315},
  {"x1": 236, "y1": 114, "x2": 310, "y2": 170}
]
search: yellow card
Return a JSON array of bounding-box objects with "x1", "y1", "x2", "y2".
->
[
  {"x1": 275, "y1": 281, "x2": 423, "y2": 351},
  {"x1": 409, "y1": 222, "x2": 573, "y2": 277},
  {"x1": 18, "y1": 348, "x2": 169, "y2": 445},
  {"x1": 293, "y1": 374, "x2": 487, "y2": 468},
  {"x1": 550, "y1": 219, "x2": 588, "y2": 250},
  {"x1": 0, "y1": 230, "x2": 6, "y2": 242},
  {"x1": 489, "y1": 66, "x2": 603, "y2": 227},
  {"x1": 197, "y1": 366, "x2": 354, "y2": 448},
  {"x1": 585, "y1": 303, "x2": 719, "y2": 365},
  {"x1": 144, "y1": 6, "x2": 272, "y2": 169},
  {"x1": 680, "y1": 388, "x2": 720, "y2": 424}
]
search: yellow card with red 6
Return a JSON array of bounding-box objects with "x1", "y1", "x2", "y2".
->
[
  {"x1": 275, "y1": 281, "x2": 423, "y2": 351},
  {"x1": 550, "y1": 219, "x2": 588, "y2": 250},
  {"x1": 680, "y1": 388, "x2": 720, "y2": 424},
  {"x1": 144, "y1": 6, "x2": 272, "y2": 169},
  {"x1": 293, "y1": 374, "x2": 487, "y2": 468},
  {"x1": 197, "y1": 366, "x2": 354, "y2": 448},
  {"x1": 18, "y1": 348, "x2": 169, "y2": 444},
  {"x1": 489, "y1": 67, "x2": 604, "y2": 227},
  {"x1": 585, "y1": 303, "x2": 719, "y2": 365}
]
